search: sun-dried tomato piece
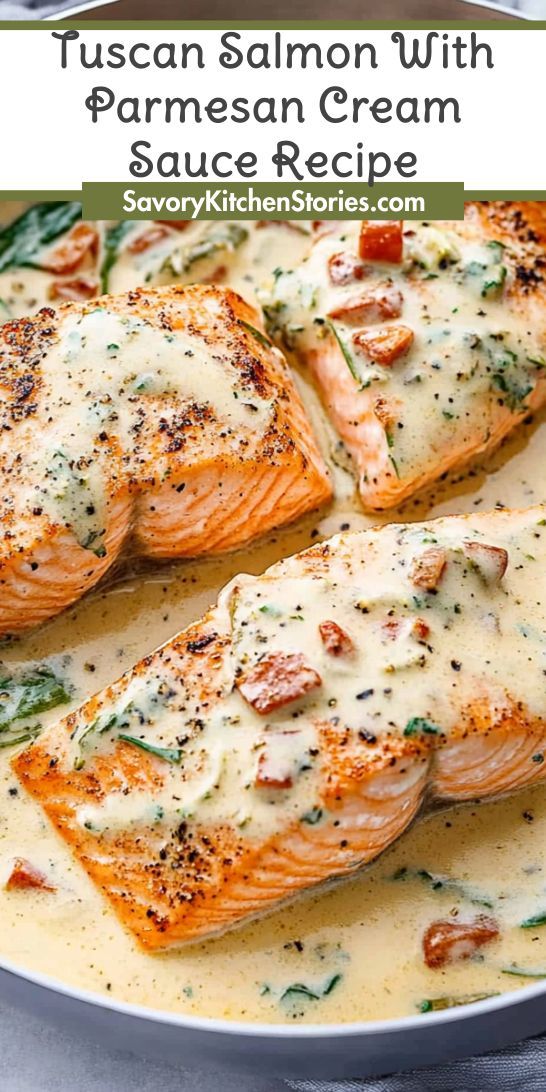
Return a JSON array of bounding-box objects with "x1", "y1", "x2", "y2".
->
[
  {"x1": 40, "y1": 223, "x2": 98, "y2": 275},
  {"x1": 6, "y1": 857, "x2": 55, "y2": 892},
  {"x1": 373, "y1": 396, "x2": 397, "y2": 431},
  {"x1": 328, "y1": 284, "x2": 403, "y2": 324},
  {"x1": 359, "y1": 221, "x2": 403, "y2": 263},
  {"x1": 412, "y1": 618, "x2": 431, "y2": 641},
  {"x1": 382, "y1": 617, "x2": 430, "y2": 642},
  {"x1": 352, "y1": 324, "x2": 413, "y2": 365},
  {"x1": 237, "y1": 653, "x2": 322, "y2": 715},
  {"x1": 128, "y1": 224, "x2": 172, "y2": 254},
  {"x1": 319, "y1": 620, "x2": 354, "y2": 656},
  {"x1": 49, "y1": 275, "x2": 99, "y2": 303},
  {"x1": 255, "y1": 730, "x2": 302, "y2": 789},
  {"x1": 423, "y1": 916, "x2": 499, "y2": 969},
  {"x1": 410, "y1": 547, "x2": 447, "y2": 591},
  {"x1": 462, "y1": 541, "x2": 508, "y2": 584},
  {"x1": 327, "y1": 252, "x2": 370, "y2": 287},
  {"x1": 156, "y1": 220, "x2": 190, "y2": 230}
]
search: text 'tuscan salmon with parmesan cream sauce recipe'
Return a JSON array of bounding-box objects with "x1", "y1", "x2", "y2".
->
[{"x1": 4, "y1": 206, "x2": 546, "y2": 1025}]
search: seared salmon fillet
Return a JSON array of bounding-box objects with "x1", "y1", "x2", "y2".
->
[
  {"x1": 14, "y1": 504, "x2": 546, "y2": 950},
  {"x1": 0, "y1": 283, "x2": 331, "y2": 634},
  {"x1": 265, "y1": 203, "x2": 546, "y2": 509}
]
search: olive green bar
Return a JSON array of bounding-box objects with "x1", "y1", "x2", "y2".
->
[
  {"x1": 81, "y1": 181, "x2": 465, "y2": 221},
  {"x1": 0, "y1": 20, "x2": 543, "y2": 28},
  {"x1": 1, "y1": 189, "x2": 544, "y2": 208}
]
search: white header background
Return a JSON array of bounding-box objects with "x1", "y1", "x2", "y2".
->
[{"x1": 0, "y1": 28, "x2": 544, "y2": 188}]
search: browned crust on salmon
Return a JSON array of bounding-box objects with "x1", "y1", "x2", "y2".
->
[
  {"x1": 13, "y1": 504, "x2": 546, "y2": 950},
  {"x1": 0, "y1": 284, "x2": 331, "y2": 633}
]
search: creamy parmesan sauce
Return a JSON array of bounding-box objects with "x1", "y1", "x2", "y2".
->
[
  {"x1": 1, "y1": 209, "x2": 546, "y2": 1025},
  {"x1": 266, "y1": 220, "x2": 546, "y2": 499}
]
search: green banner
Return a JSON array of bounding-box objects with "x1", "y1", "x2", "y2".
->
[{"x1": 82, "y1": 181, "x2": 465, "y2": 221}]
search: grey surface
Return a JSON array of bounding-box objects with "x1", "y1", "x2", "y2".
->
[
  {"x1": 0, "y1": 998, "x2": 285, "y2": 1092},
  {"x1": 2, "y1": 995, "x2": 546, "y2": 1091}
]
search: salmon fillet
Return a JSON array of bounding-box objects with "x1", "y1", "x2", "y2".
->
[
  {"x1": 0, "y1": 283, "x2": 331, "y2": 634},
  {"x1": 265, "y1": 203, "x2": 546, "y2": 509},
  {"x1": 14, "y1": 504, "x2": 546, "y2": 950}
]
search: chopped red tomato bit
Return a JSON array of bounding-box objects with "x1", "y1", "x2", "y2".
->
[
  {"x1": 319, "y1": 620, "x2": 354, "y2": 656},
  {"x1": 49, "y1": 275, "x2": 99, "y2": 303},
  {"x1": 372, "y1": 395, "x2": 397, "y2": 431},
  {"x1": 462, "y1": 540, "x2": 508, "y2": 584},
  {"x1": 327, "y1": 252, "x2": 370, "y2": 287},
  {"x1": 412, "y1": 618, "x2": 431, "y2": 641},
  {"x1": 382, "y1": 617, "x2": 430, "y2": 642},
  {"x1": 359, "y1": 220, "x2": 403, "y2": 263},
  {"x1": 237, "y1": 653, "x2": 322, "y2": 715},
  {"x1": 40, "y1": 223, "x2": 98, "y2": 275},
  {"x1": 6, "y1": 857, "x2": 55, "y2": 892},
  {"x1": 328, "y1": 284, "x2": 403, "y2": 324},
  {"x1": 423, "y1": 916, "x2": 499, "y2": 969},
  {"x1": 128, "y1": 224, "x2": 172, "y2": 254},
  {"x1": 255, "y1": 731, "x2": 302, "y2": 789},
  {"x1": 156, "y1": 220, "x2": 190, "y2": 230},
  {"x1": 410, "y1": 547, "x2": 447, "y2": 591},
  {"x1": 352, "y1": 324, "x2": 413, "y2": 365}
]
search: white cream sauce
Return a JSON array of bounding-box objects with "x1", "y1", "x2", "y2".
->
[
  {"x1": 1, "y1": 210, "x2": 546, "y2": 1025},
  {"x1": 266, "y1": 220, "x2": 546, "y2": 492}
]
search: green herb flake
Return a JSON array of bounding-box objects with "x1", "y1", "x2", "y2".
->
[
  {"x1": 118, "y1": 733, "x2": 183, "y2": 764},
  {"x1": 239, "y1": 320, "x2": 272, "y2": 350},
  {"x1": 391, "y1": 866, "x2": 493, "y2": 908},
  {"x1": 280, "y1": 973, "x2": 343, "y2": 1006},
  {"x1": 403, "y1": 717, "x2": 442, "y2": 738},
  {"x1": 100, "y1": 220, "x2": 139, "y2": 293},
  {"x1": 520, "y1": 911, "x2": 546, "y2": 929},
  {"x1": 326, "y1": 320, "x2": 360, "y2": 383},
  {"x1": 419, "y1": 992, "x2": 498, "y2": 1013},
  {"x1": 0, "y1": 725, "x2": 42, "y2": 750},
  {"x1": 258, "y1": 604, "x2": 282, "y2": 618},
  {"x1": 501, "y1": 965, "x2": 546, "y2": 978},
  {"x1": 301, "y1": 807, "x2": 323, "y2": 825}
]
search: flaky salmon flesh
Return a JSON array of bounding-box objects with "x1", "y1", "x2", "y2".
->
[
  {"x1": 14, "y1": 504, "x2": 546, "y2": 950},
  {"x1": 0, "y1": 283, "x2": 331, "y2": 634},
  {"x1": 265, "y1": 202, "x2": 546, "y2": 509}
]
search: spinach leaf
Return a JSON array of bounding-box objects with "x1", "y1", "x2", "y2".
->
[
  {"x1": 118, "y1": 733, "x2": 183, "y2": 764},
  {"x1": 238, "y1": 320, "x2": 273, "y2": 350},
  {"x1": 0, "y1": 202, "x2": 81, "y2": 273},
  {"x1": 520, "y1": 911, "x2": 546, "y2": 929},
  {"x1": 163, "y1": 222, "x2": 248, "y2": 277},
  {"x1": 0, "y1": 666, "x2": 71, "y2": 731},
  {"x1": 100, "y1": 220, "x2": 139, "y2": 293},
  {"x1": 280, "y1": 974, "x2": 343, "y2": 1005},
  {"x1": 326, "y1": 320, "x2": 360, "y2": 383},
  {"x1": 0, "y1": 725, "x2": 42, "y2": 750},
  {"x1": 420, "y1": 992, "x2": 498, "y2": 1013},
  {"x1": 501, "y1": 965, "x2": 546, "y2": 978},
  {"x1": 391, "y1": 866, "x2": 493, "y2": 909}
]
